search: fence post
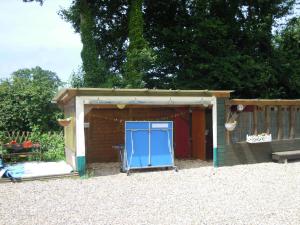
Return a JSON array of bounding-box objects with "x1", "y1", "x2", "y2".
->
[{"x1": 289, "y1": 106, "x2": 296, "y2": 139}]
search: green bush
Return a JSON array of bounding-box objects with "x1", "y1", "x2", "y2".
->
[
  {"x1": 0, "y1": 67, "x2": 63, "y2": 132},
  {"x1": 29, "y1": 128, "x2": 65, "y2": 161},
  {"x1": 0, "y1": 129, "x2": 65, "y2": 162}
]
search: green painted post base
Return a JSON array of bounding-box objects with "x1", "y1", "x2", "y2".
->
[
  {"x1": 76, "y1": 156, "x2": 86, "y2": 176},
  {"x1": 213, "y1": 147, "x2": 218, "y2": 167}
]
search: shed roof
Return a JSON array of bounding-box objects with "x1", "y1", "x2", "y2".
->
[
  {"x1": 53, "y1": 88, "x2": 233, "y2": 105},
  {"x1": 228, "y1": 99, "x2": 300, "y2": 106}
]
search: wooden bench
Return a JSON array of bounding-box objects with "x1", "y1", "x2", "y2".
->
[
  {"x1": 272, "y1": 150, "x2": 300, "y2": 163},
  {"x1": 3, "y1": 151, "x2": 42, "y2": 162}
]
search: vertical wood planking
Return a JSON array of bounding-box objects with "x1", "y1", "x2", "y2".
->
[
  {"x1": 225, "y1": 105, "x2": 231, "y2": 144},
  {"x1": 192, "y1": 108, "x2": 206, "y2": 160},
  {"x1": 277, "y1": 106, "x2": 283, "y2": 140},
  {"x1": 290, "y1": 106, "x2": 296, "y2": 139},
  {"x1": 265, "y1": 106, "x2": 270, "y2": 134},
  {"x1": 253, "y1": 106, "x2": 258, "y2": 135}
]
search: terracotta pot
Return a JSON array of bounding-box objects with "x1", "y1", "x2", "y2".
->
[
  {"x1": 23, "y1": 140, "x2": 33, "y2": 149},
  {"x1": 57, "y1": 118, "x2": 71, "y2": 127}
]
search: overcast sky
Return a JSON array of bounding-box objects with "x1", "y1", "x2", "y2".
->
[{"x1": 0, "y1": 0, "x2": 82, "y2": 83}]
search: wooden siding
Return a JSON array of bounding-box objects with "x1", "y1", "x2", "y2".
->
[
  {"x1": 191, "y1": 108, "x2": 206, "y2": 160},
  {"x1": 64, "y1": 98, "x2": 76, "y2": 151},
  {"x1": 216, "y1": 98, "x2": 226, "y2": 166},
  {"x1": 227, "y1": 106, "x2": 300, "y2": 144}
]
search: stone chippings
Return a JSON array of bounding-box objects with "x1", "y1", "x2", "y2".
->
[{"x1": 0, "y1": 160, "x2": 300, "y2": 225}]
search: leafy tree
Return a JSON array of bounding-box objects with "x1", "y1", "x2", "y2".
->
[
  {"x1": 61, "y1": 0, "x2": 113, "y2": 88},
  {"x1": 70, "y1": 67, "x2": 85, "y2": 88},
  {"x1": 62, "y1": 0, "x2": 297, "y2": 98},
  {"x1": 79, "y1": 0, "x2": 110, "y2": 87},
  {"x1": 273, "y1": 17, "x2": 300, "y2": 98},
  {"x1": 0, "y1": 67, "x2": 63, "y2": 132},
  {"x1": 123, "y1": 0, "x2": 156, "y2": 88},
  {"x1": 143, "y1": 0, "x2": 295, "y2": 98}
]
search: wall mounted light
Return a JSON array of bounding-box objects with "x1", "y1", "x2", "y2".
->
[{"x1": 117, "y1": 104, "x2": 126, "y2": 109}]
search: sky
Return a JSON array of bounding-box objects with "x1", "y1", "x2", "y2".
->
[{"x1": 0, "y1": 0, "x2": 82, "y2": 83}]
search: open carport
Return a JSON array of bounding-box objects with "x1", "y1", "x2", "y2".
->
[{"x1": 53, "y1": 88, "x2": 232, "y2": 175}]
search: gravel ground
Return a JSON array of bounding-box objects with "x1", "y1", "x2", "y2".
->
[{"x1": 1, "y1": 160, "x2": 300, "y2": 225}]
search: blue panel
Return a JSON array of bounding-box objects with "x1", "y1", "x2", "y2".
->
[
  {"x1": 126, "y1": 129, "x2": 149, "y2": 168},
  {"x1": 125, "y1": 121, "x2": 174, "y2": 171}
]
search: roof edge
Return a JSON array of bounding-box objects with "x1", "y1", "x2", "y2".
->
[{"x1": 53, "y1": 88, "x2": 233, "y2": 105}]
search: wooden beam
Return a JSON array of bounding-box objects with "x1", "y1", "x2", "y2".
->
[
  {"x1": 253, "y1": 106, "x2": 258, "y2": 135},
  {"x1": 81, "y1": 104, "x2": 208, "y2": 109},
  {"x1": 54, "y1": 88, "x2": 233, "y2": 104},
  {"x1": 277, "y1": 106, "x2": 283, "y2": 140},
  {"x1": 264, "y1": 106, "x2": 270, "y2": 134},
  {"x1": 225, "y1": 105, "x2": 231, "y2": 144},
  {"x1": 227, "y1": 99, "x2": 300, "y2": 106},
  {"x1": 84, "y1": 105, "x2": 94, "y2": 116},
  {"x1": 290, "y1": 106, "x2": 296, "y2": 139}
]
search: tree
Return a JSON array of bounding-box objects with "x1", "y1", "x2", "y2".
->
[
  {"x1": 70, "y1": 67, "x2": 85, "y2": 88},
  {"x1": 79, "y1": 0, "x2": 110, "y2": 87},
  {"x1": 0, "y1": 67, "x2": 63, "y2": 132},
  {"x1": 62, "y1": 0, "x2": 297, "y2": 97},
  {"x1": 143, "y1": 0, "x2": 295, "y2": 98},
  {"x1": 123, "y1": 0, "x2": 156, "y2": 88},
  {"x1": 273, "y1": 17, "x2": 300, "y2": 98},
  {"x1": 61, "y1": 0, "x2": 113, "y2": 88}
]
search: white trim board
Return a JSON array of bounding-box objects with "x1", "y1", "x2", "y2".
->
[{"x1": 78, "y1": 96, "x2": 214, "y2": 106}]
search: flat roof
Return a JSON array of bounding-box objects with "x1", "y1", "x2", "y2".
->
[
  {"x1": 53, "y1": 88, "x2": 233, "y2": 105},
  {"x1": 228, "y1": 99, "x2": 300, "y2": 106}
]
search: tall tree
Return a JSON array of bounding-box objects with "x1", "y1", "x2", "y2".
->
[
  {"x1": 62, "y1": 0, "x2": 297, "y2": 97},
  {"x1": 123, "y1": 0, "x2": 156, "y2": 88},
  {"x1": 79, "y1": 0, "x2": 109, "y2": 87},
  {"x1": 273, "y1": 17, "x2": 300, "y2": 98}
]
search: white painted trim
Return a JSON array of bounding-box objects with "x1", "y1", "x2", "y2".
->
[
  {"x1": 75, "y1": 97, "x2": 85, "y2": 157},
  {"x1": 212, "y1": 96, "x2": 218, "y2": 148},
  {"x1": 78, "y1": 96, "x2": 214, "y2": 105}
]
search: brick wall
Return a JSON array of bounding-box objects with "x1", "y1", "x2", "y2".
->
[{"x1": 85, "y1": 107, "x2": 175, "y2": 163}]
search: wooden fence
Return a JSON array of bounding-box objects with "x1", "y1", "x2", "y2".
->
[
  {"x1": 0, "y1": 131, "x2": 62, "y2": 144},
  {"x1": 226, "y1": 99, "x2": 300, "y2": 144}
]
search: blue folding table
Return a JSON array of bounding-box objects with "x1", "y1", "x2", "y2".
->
[{"x1": 123, "y1": 121, "x2": 177, "y2": 175}]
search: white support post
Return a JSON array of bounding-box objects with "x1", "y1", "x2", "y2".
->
[
  {"x1": 212, "y1": 96, "x2": 218, "y2": 167},
  {"x1": 75, "y1": 97, "x2": 86, "y2": 175}
]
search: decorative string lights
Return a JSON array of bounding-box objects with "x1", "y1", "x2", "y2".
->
[{"x1": 90, "y1": 110, "x2": 190, "y2": 124}]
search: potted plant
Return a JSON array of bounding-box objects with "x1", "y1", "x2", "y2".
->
[{"x1": 57, "y1": 117, "x2": 72, "y2": 127}]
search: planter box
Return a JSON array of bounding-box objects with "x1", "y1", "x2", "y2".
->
[{"x1": 246, "y1": 134, "x2": 272, "y2": 143}]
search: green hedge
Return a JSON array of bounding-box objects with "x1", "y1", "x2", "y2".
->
[{"x1": 0, "y1": 129, "x2": 65, "y2": 161}]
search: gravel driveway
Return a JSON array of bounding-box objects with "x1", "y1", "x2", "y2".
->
[{"x1": 0, "y1": 160, "x2": 300, "y2": 225}]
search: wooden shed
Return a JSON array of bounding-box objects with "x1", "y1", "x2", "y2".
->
[
  {"x1": 222, "y1": 99, "x2": 300, "y2": 166},
  {"x1": 53, "y1": 88, "x2": 231, "y2": 175}
]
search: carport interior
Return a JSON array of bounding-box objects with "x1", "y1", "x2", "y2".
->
[{"x1": 84, "y1": 105, "x2": 213, "y2": 164}]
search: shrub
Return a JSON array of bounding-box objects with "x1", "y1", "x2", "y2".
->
[
  {"x1": 29, "y1": 128, "x2": 65, "y2": 161},
  {"x1": 0, "y1": 129, "x2": 65, "y2": 162}
]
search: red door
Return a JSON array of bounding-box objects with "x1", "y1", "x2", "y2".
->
[{"x1": 174, "y1": 108, "x2": 190, "y2": 158}]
